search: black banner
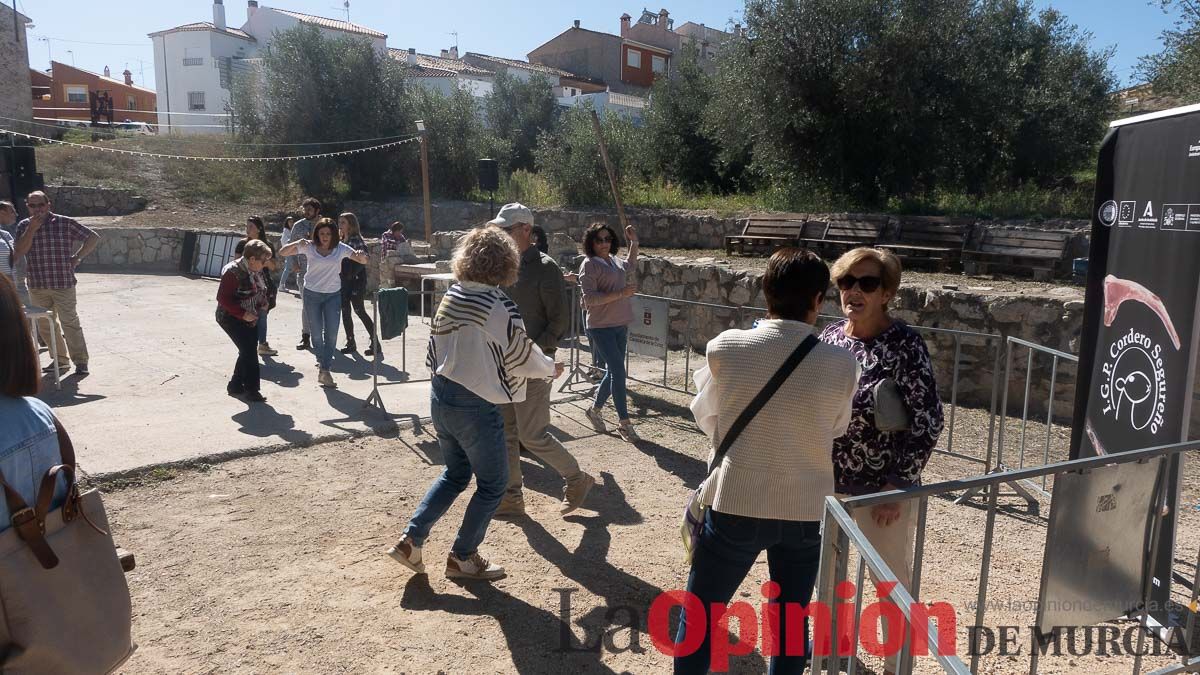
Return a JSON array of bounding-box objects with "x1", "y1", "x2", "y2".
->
[{"x1": 1071, "y1": 106, "x2": 1200, "y2": 619}]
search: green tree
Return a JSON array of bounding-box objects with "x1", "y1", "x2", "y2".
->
[
  {"x1": 230, "y1": 25, "x2": 410, "y2": 198},
  {"x1": 708, "y1": 0, "x2": 1115, "y2": 205},
  {"x1": 535, "y1": 105, "x2": 649, "y2": 205},
  {"x1": 405, "y1": 86, "x2": 485, "y2": 198},
  {"x1": 1137, "y1": 1, "x2": 1200, "y2": 102},
  {"x1": 480, "y1": 72, "x2": 559, "y2": 173},
  {"x1": 643, "y1": 47, "x2": 737, "y2": 191}
]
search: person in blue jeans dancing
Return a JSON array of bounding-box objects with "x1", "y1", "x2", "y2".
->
[
  {"x1": 679, "y1": 248, "x2": 859, "y2": 674},
  {"x1": 277, "y1": 218, "x2": 368, "y2": 389},
  {"x1": 578, "y1": 221, "x2": 639, "y2": 442},
  {"x1": 386, "y1": 226, "x2": 563, "y2": 581}
]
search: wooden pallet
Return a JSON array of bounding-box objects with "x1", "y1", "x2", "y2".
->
[
  {"x1": 962, "y1": 228, "x2": 1070, "y2": 280},
  {"x1": 878, "y1": 218, "x2": 972, "y2": 271},
  {"x1": 725, "y1": 216, "x2": 808, "y2": 256}
]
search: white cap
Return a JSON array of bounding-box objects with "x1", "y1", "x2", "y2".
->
[{"x1": 487, "y1": 202, "x2": 534, "y2": 229}]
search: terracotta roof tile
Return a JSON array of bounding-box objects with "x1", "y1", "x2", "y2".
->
[
  {"x1": 148, "y1": 21, "x2": 254, "y2": 40},
  {"x1": 267, "y1": 8, "x2": 386, "y2": 39}
]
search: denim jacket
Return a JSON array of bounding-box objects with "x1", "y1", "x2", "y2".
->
[{"x1": 0, "y1": 397, "x2": 67, "y2": 529}]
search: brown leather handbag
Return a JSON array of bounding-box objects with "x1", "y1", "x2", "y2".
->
[{"x1": 0, "y1": 419, "x2": 135, "y2": 674}]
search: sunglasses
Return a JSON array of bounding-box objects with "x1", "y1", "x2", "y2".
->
[{"x1": 836, "y1": 274, "x2": 883, "y2": 293}]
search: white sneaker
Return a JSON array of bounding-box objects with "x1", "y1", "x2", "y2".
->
[
  {"x1": 386, "y1": 535, "x2": 425, "y2": 574},
  {"x1": 585, "y1": 406, "x2": 607, "y2": 433},
  {"x1": 617, "y1": 420, "x2": 640, "y2": 443},
  {"x1": 445, "y1": 551, "x2": 506, "y2": 581},
  {"x1": 318, "y1": 369, "x2": 336, "y2": 388},
  {"x1": 257, "y1": 342, "x2": 279, "y2": 356}
]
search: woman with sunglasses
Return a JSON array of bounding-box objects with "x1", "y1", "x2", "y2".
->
[
  {"x1": 578, "y1": 222, "x2": 639, "y2": 442},
  {"x1": 818, "y1": 247, "x2": 943, "y2": 675}
]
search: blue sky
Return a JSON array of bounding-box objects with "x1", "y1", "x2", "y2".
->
[{"x1": 15, "y1": 0, "x2": 1182, "y2": 90}]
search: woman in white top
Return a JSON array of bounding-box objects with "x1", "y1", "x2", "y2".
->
[
  {"x1": 278, "y1": 218, "x2": 368, "y2": 388},
  {"x1": 386, "y1": 226, "x2": 562, "y2": 581},
  {"x1": 678, "y1": 248, "x2": 858, "y2": 675}
]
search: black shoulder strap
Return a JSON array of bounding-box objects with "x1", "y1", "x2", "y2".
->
[{"x1": 708, "y1": 334, "x2": 820, "y2": 474}]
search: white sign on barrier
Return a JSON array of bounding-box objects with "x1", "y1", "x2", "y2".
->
[{"x1": 628, "y1": 296, "x2": 669, "y2": 357}]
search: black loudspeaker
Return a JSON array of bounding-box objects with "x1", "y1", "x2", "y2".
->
[
  {"x1": 478, "y1": 158, "x2": 499, "y2": 192},
  {"x1": 0, "y1": 147, "x2": 36, "y2": 180}
]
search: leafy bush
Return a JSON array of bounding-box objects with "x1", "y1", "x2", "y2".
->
[{"x1": 534, "y1": 105, "x2": 649, "y2": 205}]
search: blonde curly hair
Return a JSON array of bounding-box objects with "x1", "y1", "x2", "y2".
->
[{"x1": 451, "y1": 226, "x2": 519, "y2": 287}]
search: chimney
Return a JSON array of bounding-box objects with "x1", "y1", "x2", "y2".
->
[
  {"x1": 658, "y1": 8, "x2": 669, "y2": 26},
  {"x1": 441, "y1": 49, "x2": 449, "y2": 58},
  {"x1": 213, "y1": 0, "x2": 226, "y2": 30},
  {"x1": 573, "y1": 19, "x2": 580, "y2": 28},
  {"x1": 733, "y1": 23, "x2": 742, "y2": 37},
  {"x1": 247, "y1": 0, "x2": 258, "y2": 17},
  {"x1": 103, "y1": 65, "x2": 111, "y2": 78},
  {"x1": 407, "y1": 47, "x2": 417, "y2": 65},
  {"x1": 619, "y1": 13, "x2": 631, "y2": 37},
  {"x1": 449, "y1": 46, "x2": 458, "y2": 59},
  {"x1": 123, "y1": 69, "x2": 133, "y2": 86}
]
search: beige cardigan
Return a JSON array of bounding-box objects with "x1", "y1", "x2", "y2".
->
[{"x1": 691, "y1": 319, "x2": 859, "y2": 522}]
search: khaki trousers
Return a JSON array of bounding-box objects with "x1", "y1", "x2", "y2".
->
[
  {"x1": 501, "y1": 377, "x2": 583, "y2": 500},
  {"x1": 841, "y1": 495, "x2": 918, "y2": 672},
  {"x1": 29, "y1": 287, "x2": 89, "y2": 367}
]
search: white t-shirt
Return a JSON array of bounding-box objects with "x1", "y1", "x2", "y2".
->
[
  {"x1": 298, "y1": 240, "x2": 356, "y2": 293},
  {"x1": 0, "y1": 230, "x2": 14, "y2": 283}
]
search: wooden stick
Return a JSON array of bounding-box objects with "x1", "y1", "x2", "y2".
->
[
  {"x1": 589, "y1": 110, "x2": 629, "y2": 231},
  {"x1": 419, "y1": 132, "x2": 433, "y2": 243}
]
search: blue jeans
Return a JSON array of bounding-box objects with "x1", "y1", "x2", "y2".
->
[
  {"x1": 675, "y1": 510, "x2": 822, "y2": 675},
  {"x1": 405, "y1": 376, "x2": 508, "y2": 558},
  {"x1": 588, "y1": 325, "x2": 629, "y2": 419},
  {"x1": 256, "y1": 309, "x2": 269, "y2": 344},
  {"x1": 303, "y1": 289, "x2": 342, "y2": 369},
  {"x1": 280, "y1": 256, "x2": 295, "y2": 288}
]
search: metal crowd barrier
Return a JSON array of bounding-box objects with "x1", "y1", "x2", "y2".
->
[
  {"x1": 817, "y1": 439, "x2": 1200, "y2": 675},
  {"x1": 560, "y1": 284, "x2": 1006, "y2": 470}
]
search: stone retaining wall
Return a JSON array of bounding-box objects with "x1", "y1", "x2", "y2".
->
[
  {"x1": 45, "y1": 185, "x2": 147, "y2": 217},
  {"x1": 342, "y1": 198, "x2": 1091, "y2": 263},
  {"x1": 86, "y1": 227, "x2": 186, "y2": 271}
]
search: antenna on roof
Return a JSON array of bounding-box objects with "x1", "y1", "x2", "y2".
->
[
  {"x1": 448, "y1": 31, "x2": 458, "y2": 51},
  {"x1": 330, "y1": 0, "x2": 349, "y2": 21}
]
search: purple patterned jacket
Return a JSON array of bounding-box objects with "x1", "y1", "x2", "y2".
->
[{"x1": 819, "y1": 319, "x2": 944, "y2": 495}]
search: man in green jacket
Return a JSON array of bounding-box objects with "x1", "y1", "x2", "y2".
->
[{"x1": 491, "y1": 203, "x2": 595, "y2": 518}]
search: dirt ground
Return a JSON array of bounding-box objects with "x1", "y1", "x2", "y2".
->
[{"x1": 104, "y1": 382, "x2": 1197, "y2": 674}]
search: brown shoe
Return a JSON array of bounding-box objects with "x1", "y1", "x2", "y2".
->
[
  {"x1": 561, "y1": 473, "x2": 596, "y2": 515},
  {"x1": 493, "y1": 495, "x2": 526, "y2": 519},
  {"x1": 445, "y1": 551, "x2": 505, "y2": 580},
  {"x1": 385, "y1": 535, "x2": 425, "y2": 574}
]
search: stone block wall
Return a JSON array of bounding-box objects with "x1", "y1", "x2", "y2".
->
[
  {"x1": 45, "y1": 186, "x2": 148, "y2": 216},
  {"x1": 629, "y1": 255, "x2": 1085, "y2": 420},
  {"x1": 341, "y1": 198, "x2": 1092, "y2": 263},
  {"x1": 86, "y1": 227, "x2": 186, "y2": 271}
]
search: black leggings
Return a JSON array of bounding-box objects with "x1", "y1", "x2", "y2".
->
[{"x1": 341, "y1": 288, "x2": 377, "y2": 345}]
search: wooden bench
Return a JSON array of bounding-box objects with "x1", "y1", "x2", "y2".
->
[
  {"x1": 725, "y1": 216, "x2": 807, "y2": 256},
  {"x1": 878, "y1": 218, "x2": 972, "y2": 271},
  {"x1": 797, "y1": 217, "x2": 886, "y2": 258},
  {"x1": 962, "y1": 228, "x2": 1071, "y2": 280}
]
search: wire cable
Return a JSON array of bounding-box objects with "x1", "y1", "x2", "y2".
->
[{"x1": 0, "y1": 129, "x2": 420, "y2": 162}]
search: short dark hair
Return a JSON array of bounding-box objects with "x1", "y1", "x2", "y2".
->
[
  {"x1": 302, "y1": 197, "x2": 322, "y2": 212},
  {"x1": 583, "y1": 222, "x2": 620, "y2": 257},
  {"x1": 312, "y1": 218, "x2": 340, "y2": 247},
  {"x1": 762, "y1": 248, "x2": 830, "y2": 321},
  {"x1": 0, "y1": 275, "x2": 39, "y2": 397},
  {"x1": 389, "y1": 221, "x2": 405, "y2": 233},
  {"x1": 531, "y1": 225, "x2": 549, "y2": 254}
]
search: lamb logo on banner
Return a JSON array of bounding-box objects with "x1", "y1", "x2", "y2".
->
[
  {"x1": 1099, "y1": 327, "x2": 1166, "y2": 434},
  {"x1": 1096, "y1": 275, "x2": 1182, "y2": 435}
]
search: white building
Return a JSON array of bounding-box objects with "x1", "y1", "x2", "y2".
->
[
  {"x1": 149, "y1": 0, "x2": 387, "y2": 134},
  {"x1": 390, "y1": 47, "x2": 495, "y2": 99}
]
